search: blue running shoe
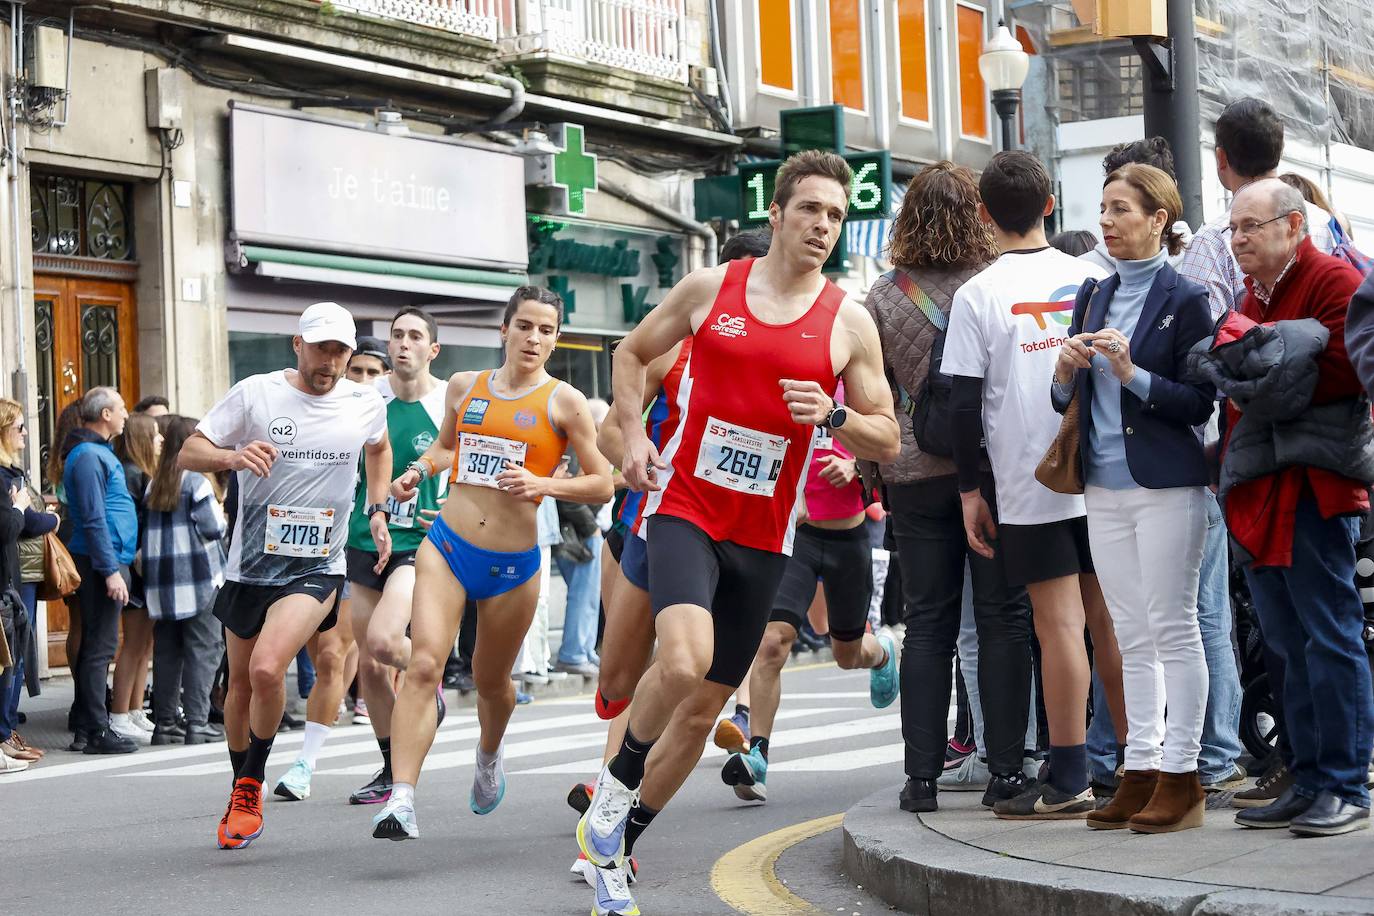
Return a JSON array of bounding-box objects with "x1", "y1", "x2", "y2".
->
[
  {"x1": 371, "y1": 797, "x2": 419, "y2": 840},
  {"x1": 470, "y1": 744, "x2": 506, "y2": 815},
  {"x1": 721, "y1": 746, "x2": 768, "y2": 802},
  {"x1": 577, "y1": 762, "x2": 637, "y2": 867},
  {"x1": 870, "y1": 634, "x2": 899, "y2": 709},
  {"x1": 591, "y1": 862, "x2": 641, "y2": 916},
  {"x1": 272, "y1": 759, "x2": 313, "y2": 801}
]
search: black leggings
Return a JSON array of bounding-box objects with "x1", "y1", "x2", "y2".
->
[{"x1": 890, "y1": 475, "x2": 1034, "y2": 779}]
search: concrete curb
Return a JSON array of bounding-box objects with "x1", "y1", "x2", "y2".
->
[{"x1": 841, "y1": 787, "x2": 1374, "y2": 916}]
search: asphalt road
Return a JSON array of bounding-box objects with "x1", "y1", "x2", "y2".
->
[{"x1": 3, "y1": 660, "x2": 907, "y2": 915}]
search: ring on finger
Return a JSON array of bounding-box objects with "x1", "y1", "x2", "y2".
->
[{"x1": 1107, "y1": 340, "x2": 1122, "y2": 353}]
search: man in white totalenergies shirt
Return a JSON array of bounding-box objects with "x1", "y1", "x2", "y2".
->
[{"x1": 180, "y1": 302, "x2": 392, "y2": 850}]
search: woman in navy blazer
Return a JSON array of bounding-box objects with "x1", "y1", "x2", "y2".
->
[{"x1": 1050, "y1": 164, "x2": 1216, "y2": 835}]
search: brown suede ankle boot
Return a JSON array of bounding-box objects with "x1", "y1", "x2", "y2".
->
[
  {"x1": 1086, "y1": 769, "x2": 1158, "y2": 830},
  {"x1": 1128, "y1": 770, "x2": 1205, "y2": 833}
]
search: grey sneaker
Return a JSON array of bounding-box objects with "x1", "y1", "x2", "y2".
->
[
  {"x1": 1203, "y1": 764, "x2": 1248, "y2": 792},
  {"x1": 937, "y1": 753, "x2": 989, "y2": 791}
]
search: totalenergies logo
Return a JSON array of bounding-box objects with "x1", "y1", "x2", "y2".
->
[{"x1": 1010, "y1": 285, "x2": 1082, "y2": 330}]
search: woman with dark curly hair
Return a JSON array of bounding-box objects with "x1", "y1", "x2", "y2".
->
[{"x1": 864, "y1": 161, "x2": 1035, "y2": 814}]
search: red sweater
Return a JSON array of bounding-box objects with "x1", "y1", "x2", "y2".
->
[{"x1": 1224, "y1": 238, "x2": 1368, "y2": 568}]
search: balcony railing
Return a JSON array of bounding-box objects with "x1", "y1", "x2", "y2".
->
[
  {"x1": 321, "y1": 0, "x2": 689, "y2": 85},
  {"x1": 328, "y1": 0, "x2": 502, "y2": 42},
  {"x1": 504, "y1": 0, "x2": 688, "y2": 84}
]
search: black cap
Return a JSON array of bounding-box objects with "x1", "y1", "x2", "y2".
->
[{"x1": 353, "y1": 336, "x2": 391, "y2": 370}]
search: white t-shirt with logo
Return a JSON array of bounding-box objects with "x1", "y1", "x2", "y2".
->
[
  {"x1": 941, "y1": 249, "x2": 1110, "y2": 526},
  {"x1": 199, "y1": 370, "x2": 387, "y2": 585}
]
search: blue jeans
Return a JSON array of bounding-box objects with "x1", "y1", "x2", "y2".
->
[
  {"x1": 555, "y1": 533, "x2": 603, "y2": 667},
  {"x1": 0, "y1": 584, "x2": 38, "y2": 741},
  {"x1": 1196, "y1": 490, "x2": 1244, "y2": 782},
  {"x1": 295, "y1": 647, "x2": 316, "y2": 698},
  {"x1": 1244, "y1": 499, "x2": 1373, "y2": 808},
  {"x1": 1088, "y1": 491, "x2": 1243, "y2": 784}
]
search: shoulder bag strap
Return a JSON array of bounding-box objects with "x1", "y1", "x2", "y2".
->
[{"x1": 887, "y1": 269, "x2": 947, "y2": 332}]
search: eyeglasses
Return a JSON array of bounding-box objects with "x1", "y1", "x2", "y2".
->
[
  {"x1": 9, "y1": 422, "x2": 23, "y2": 433},
  {"x1": 1227, "y1": 211, "x2": 1298, "y2": 239}
]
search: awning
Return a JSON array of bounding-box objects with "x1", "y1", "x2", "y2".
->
[{"x1": 239, "y1": 245, "x2": 528, "y2": 303}]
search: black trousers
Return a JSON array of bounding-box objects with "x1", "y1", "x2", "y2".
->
[
  {"x1": 890, "y1": 475, "x2": 1034, "y2": 779},
  {"x1": 72, "y1": 554, "x2": 128, "y2": 735}
]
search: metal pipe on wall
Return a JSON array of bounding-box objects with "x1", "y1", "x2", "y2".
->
[{"x1": 6, "y1": 1, "x2": 30, "y2": 401}]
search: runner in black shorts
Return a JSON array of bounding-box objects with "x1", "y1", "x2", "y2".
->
[
  {"x1": 182, "y1": 301, "x2": 392, "y2": 850},
  {"x1": 718, "y1": 420, "x2": 898, "y2": 803}
]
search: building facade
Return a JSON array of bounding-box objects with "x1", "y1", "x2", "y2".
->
[{"x1": 0, "y1": 0, "x2": 736, "y2": 669}]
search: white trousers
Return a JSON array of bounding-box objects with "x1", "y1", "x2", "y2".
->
[
  {"x1": 1085, "y1": 485, "x2": 1209, "y2": 773},
  {"x1": 513, "y1": 545, "x2": 553, "y2": 676}
]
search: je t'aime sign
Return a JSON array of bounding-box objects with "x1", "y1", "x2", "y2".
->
[{"x1": 229, "y1": 104, "x2": 528, "y2": 270}]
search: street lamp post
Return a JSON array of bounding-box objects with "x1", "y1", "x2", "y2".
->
[{"x1": 979, "y1": 21, "x2": 1030, "y2": 152}]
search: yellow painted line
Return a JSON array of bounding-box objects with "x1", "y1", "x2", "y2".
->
[{"x1": 710, "y1": 813, "x2": 844, "y2": 915}]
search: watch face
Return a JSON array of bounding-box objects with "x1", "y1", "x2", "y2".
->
[{"x1": 831, "y1": 406, "x2": 848, "y2": 429}]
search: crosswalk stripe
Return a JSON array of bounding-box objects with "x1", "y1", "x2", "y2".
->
[
  {"x1": 0, "y1": 719, "x2": 432, "y2": 784},
  {"x1": 120, "y1": 711, "x2": 603, "y2": 779},
  {"x1": 768, "y1": 743, "x2": 905, "y2": 772},
  {"x1": 512, "y1": 713, "x2": 900, "y2": 775},
  {"x1": 315, "y1": 707, "x2": 846, "y2": 777}
]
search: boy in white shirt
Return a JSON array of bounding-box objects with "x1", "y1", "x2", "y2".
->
[{"x1": 941, "y1": 152, "x2": 1127, "y2": 819}]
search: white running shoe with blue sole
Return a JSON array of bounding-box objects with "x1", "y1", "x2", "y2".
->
[
  {"x1": 591, "y1": 862, "x2": 641, "y2": 916},
  {"x1": 371, "y1": 798, "x2": 419, "y2": 840},
  {"x1": 577, "y1": 762, "x2": 637, "y2": 868},
  {"x1": 470, "y1": 744, "x2": 506, "y2": 815},
  {"x1": 272, "y1": 759, "x2": 313, "y2": 801},
  {"x1": 870, "y1": 633, "x2": 899, "y2": 709}
]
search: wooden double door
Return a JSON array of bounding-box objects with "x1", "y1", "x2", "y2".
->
[{"x1": 32, "y1": 272, "x2": 140, "y2": 667}]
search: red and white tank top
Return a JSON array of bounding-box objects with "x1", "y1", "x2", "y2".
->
[
  {"x1": 643, "y1": 257, "x2": 843, "y2": 554},
  {"x1": 624, "y1": 337, "x2": 693, "y2": 536}
]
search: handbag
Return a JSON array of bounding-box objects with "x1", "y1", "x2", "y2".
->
[
  {"x1": 1035, "y1": 390, "x2": 1085, "y2": 495},
  {"x1": 37, "y1": 531, "x2": 81, "y2": 601}
]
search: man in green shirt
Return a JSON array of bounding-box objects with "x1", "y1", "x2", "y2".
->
[{"x1": 346, "y1": 307, "x2": 450, "y2": 806}]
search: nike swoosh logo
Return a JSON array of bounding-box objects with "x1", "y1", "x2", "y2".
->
[
  {"x1": 801, "y1": 333, "x2": 818, "y2": 339},
  {"x1": 1032, "y1": 793, "x2": 1088, "y2": 814}
]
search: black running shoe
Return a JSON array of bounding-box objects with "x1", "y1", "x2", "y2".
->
[
  {"x1": 567, "y1": 782, "x2": 593, "y2": 816},
  {"x1": 992, "y1": 781, "x2": 1094, "y2": 820},
  {"x1": 350, "y1": 768, "x2": 393, "y2": 805},
  {"x1": 982, "y1": 771, "x2": 1032, "y2": 808}
]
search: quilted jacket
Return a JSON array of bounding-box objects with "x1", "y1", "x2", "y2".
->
[
  {"x1": 863, "y1": 264, "x2": 989, "y2": 486},
  {"x1": 1184, "y1": 311, "x2": 1374, "y2": 497}
]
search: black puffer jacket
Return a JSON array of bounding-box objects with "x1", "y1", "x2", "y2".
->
[{"x1": 1185, "y1": 312, "x2": 1374, "y2": 495}]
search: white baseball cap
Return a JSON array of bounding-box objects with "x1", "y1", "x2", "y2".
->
[{"x1": 298, "y1": 302, "x2": 358, "y2": 350}]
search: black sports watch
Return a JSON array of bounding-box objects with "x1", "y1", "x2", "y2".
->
[
  {"x1": 365, "y1": 503, "x2": 391, "y2": 523},
  {"x1": 819, "y1": 399, "x2": 848, "y2": 430}
]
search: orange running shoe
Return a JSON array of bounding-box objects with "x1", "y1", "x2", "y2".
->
[
  {"x1": 217, "y1": 798, "x2": 250, "y2": 850},
  {"x1": 713, "y1": 715, "x2": 749, "y2": 755},
  {"x1": 224, "y1": 777, "x2": 265, "y2": 843},
  {"x1": 595, "y1": 689, "x2": 629, "y2": 721}
]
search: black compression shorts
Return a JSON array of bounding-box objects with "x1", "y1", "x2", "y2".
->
[
  {"x1": 769, "y1": 523, "x2": 873, "y2": 642},
  {"x1": 646, "y1": 515, "x2": 788, "y2": 688},
  {"x1": 212, "y1": 574, "x2": 345, "y2": 640}
]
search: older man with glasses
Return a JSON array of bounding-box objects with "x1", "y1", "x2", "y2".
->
[{"x1": 1217, "y1": 178, "x2": 1373, "y2": 837}]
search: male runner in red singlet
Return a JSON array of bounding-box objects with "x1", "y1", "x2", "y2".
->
[{"x1": 575, "y1": 150, "x2": 901, "y2": 914}]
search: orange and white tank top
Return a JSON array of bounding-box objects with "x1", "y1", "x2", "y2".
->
[{"x1": 450, "y1": 370, "x2": 567, "y2": 492}]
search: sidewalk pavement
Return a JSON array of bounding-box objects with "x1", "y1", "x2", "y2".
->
[{"x1": 844, "y1": 786, "x2": 1374, "y2": 915}]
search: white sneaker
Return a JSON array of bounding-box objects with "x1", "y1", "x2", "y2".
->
[
  {"x1": 577, "y1": 763, "x2": 638, "y2": 867},
  {"x1": 544, "y1": 670, "x2": 570, "y2": 681},
  {"x1": 109, "y1": 713, "x2": 151, "y2": 745},
  {"x1": 591, "y1": 861, "x2": 640, "y2": 916},
  {"x1": 937, "y1": 753, "x2": 989, "y2": 791},
  {"x1": 1, "y1": 752, "x2": 29, "y2": 774},
  {"x1": 129, "y1": 709, "x2": 156, "y2": 733}
]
